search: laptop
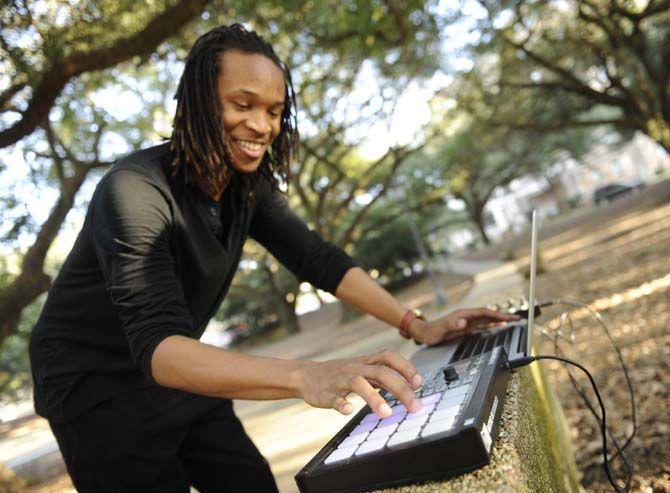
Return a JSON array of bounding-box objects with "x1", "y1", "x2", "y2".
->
[{"x1": 412, "y1": 209, "x2": 538, "y2": 371}]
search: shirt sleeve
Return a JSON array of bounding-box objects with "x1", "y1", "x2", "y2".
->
[
  {"x1": 249, "y1": 182, "x2": 357, "y2": 294},
  {"x1": 90, "y1": 168, "x2": 194, "y2": 380}
]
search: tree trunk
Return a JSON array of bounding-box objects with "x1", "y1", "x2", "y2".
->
[
  {"x1": 469, "y1": 202, "x2": 491, "y2": 245},
  {"x1": 474, "y1": 217, "x2": 491, "y2": 245},
  {"x1": 277, "y1": 299, "x2": 300, "y2": 334},
  {"x1": 259, "y1": 259, "x2": 301, "y2": 334},
  {"x1": 0, "y1": 165, "x2": 91, "y2": 344}
]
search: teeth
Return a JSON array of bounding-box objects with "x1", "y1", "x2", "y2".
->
[{"x1": 235, "y1": 139, "x2": 264, "y2": 152}]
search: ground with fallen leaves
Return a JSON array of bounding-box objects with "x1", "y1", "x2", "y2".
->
[{"x1": 526, "y1": 186, "x2": 669, "y2": 492}]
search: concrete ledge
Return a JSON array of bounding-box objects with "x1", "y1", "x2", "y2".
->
[{"x1": 376, "y1": 363, "x2": 581, "y2": 493}]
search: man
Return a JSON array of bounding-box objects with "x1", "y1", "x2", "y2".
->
[{"x1": 29, "y1": 24, "x2": 516, "y2": 492}]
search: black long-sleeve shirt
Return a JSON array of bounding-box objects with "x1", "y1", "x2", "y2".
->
[{"x1": 29, "y1": 142, "x2": 355, "y2": 423}]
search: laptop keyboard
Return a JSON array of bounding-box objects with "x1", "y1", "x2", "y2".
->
[{"x1": 451, "y1": 320, "x2": 527, "y2": 363}]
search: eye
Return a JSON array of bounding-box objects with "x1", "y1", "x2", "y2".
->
[
  {"x1": 234, "y1": 101, "x2": 251, "y2": 110},
  {"x1": 269, "y1": 105, "x2": 284, "y2": 118}
]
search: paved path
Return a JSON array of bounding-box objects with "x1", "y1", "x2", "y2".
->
[{"x1": 0, "y1": 259, "x2": 526, "y2": 492}]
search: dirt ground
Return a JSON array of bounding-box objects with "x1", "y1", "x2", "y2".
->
[{"x1": 527, "y1": 188, "x2": 670, "y2": 492}]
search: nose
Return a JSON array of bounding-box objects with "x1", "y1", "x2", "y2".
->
[{"x1": 245, "y1": 110, "x2": 273, "y2": 136}]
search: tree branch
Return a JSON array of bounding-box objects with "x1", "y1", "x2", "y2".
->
[
  {"x1": 384, "y1": 0, "x2": 410, "y2": 42},
  {"x1": 43, "y1": 120, "x2": 66, "y2": 185},
  {"x1": 503, "y1": 35, "x2": 627, "y2": 108},
  {"x1": 0, "y1": 0, "x2": 211, "y2": 149},
  {"x1": 0, "y1": 80, "x2": 27, "y2": 112},
  {"x1": 488, "y1": 116, "x2": 637, "y2": 132},
  {"x1": 355, "y1": 193, "x2": 446, "y2": 241}
]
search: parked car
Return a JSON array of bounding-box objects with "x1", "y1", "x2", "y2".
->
[{"x1": 593, "y1": 182, "x2": 643, "y2": 204}]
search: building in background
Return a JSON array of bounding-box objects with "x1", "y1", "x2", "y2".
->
[{"x1": 440, "y1": 132, "x2": 670, "y2": 247}]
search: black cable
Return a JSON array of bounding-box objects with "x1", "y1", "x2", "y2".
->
[
  {"x1": 503, "y1": 298, "x2": 636, "y2": 489},
  {"x1": 510, "y1": 354, "x2": 632, "y2": 493},
  {"x1": 548, "y1": 299, "x2": 638, "y2": 456},
  {"x1": 551, "y1": 337, "x2": 631, "y2": 468},
  {"x1": 532, "y1": 299, "x2": 636, "y2": 465},
  {"x1": 535, "y1": 299, "x2": 636, "y2": 489}
]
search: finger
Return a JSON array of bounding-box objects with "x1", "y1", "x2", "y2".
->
[
  {"x1": 452, "y1": 316, "x2": 514, "y2": 335},
  {"x1": 470, "y1": 308, "x2": 521, "y2": 321},
  {"x1": 452, "y1": 317, "x2": 486, "y2": 334},
  {"x1": 331, "y1": 395, "x2": 355, "y2": 416},
  {"x1": 445, "y1": 315, "x2": 516, "y2": 340},
  {"x1": 470, "y1": 318, "x2": 519, "y2": 331},
  {"x1": 482, "y1": 308, "x2": 521, "y2": 322},
  {"x1": 362, "y1": 365, "x2": 421, "y2": 414},
  {"x1": 442, "y1": 328, "x2": 468, "y2": 341},
  {"x1": 350, "y1": 375, "x2": 393, "y2": 418},
  {"x1": 365, "y1": 349, "x2": 422, "y2": 389}
]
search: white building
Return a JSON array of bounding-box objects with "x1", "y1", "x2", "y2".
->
[{"x1": 443, "y1": 132, "x2": 670, "y2": 246}]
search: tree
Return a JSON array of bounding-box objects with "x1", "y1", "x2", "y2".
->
[
  {"x1": 453, "y1": 0, "x2": 670, "y2": 153},
  {"x1": 0, "y1": 0, "x2": 211, "y2": 148},
  {"x1": 0, "y1": 59, "x2": 181, "y2": 345},
  {"x1": 218, "y1": 0, "x2": 447, "y2": 329},
  {"x1": 0, "y1": 0, "x2": 446, "y2": 343},
  {"x1": 224, "y1": 243, "x2": 302, "y2": 335},
  {"x1": 437, "y1": 118, "x2": 594, "y2": 243},
  {"x1": 0, "y1": 0, "x2": 214, "y2": 346}
]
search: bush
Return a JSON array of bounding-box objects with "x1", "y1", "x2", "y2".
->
[
  {"x1": 518, "y1": 249, "x2": 547, "y2": 279},
  {"x1": 500, "y1": 248, "x2": 518, "y2": 261}
]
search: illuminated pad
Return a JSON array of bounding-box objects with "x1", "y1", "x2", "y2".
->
[
  {"x1": 397, "y1": 415, "x2": 428, "y2": 432},
  {"x1": 324, "y1": 445, "x2": 358, "y2": 464},
  {"x1": 387, "y1": 428, "x2": 421, "y2": 447},
  {"x1": 421, "y1": 418, "x2": 456, "y2": 437},
  {"x1": 356, "y1": 438, "x2": 388, "y2": 456},
  {"x1": 338, "y1": 431, "x2": 369, "y2": 449}
]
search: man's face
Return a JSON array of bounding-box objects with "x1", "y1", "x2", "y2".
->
[{"x1": 217, "y1": 50, "x2": 286, "y2": 174}]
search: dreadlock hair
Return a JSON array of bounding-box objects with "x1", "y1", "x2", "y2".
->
[{"x1": 170, "y1": 23, "x2": 298, "y2": 198}]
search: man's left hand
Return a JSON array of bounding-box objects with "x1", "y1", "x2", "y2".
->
[{"x1": 409, "y1": 308, "x2": 520, "y2": 345}]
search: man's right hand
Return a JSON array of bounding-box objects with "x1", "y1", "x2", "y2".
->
[{"x1": 295, "y1": 349, "x2": 423, "y2": 418}]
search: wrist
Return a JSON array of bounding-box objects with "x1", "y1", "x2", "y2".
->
[
  {"x1": 290, "y1": 360, "x2": 316, "y2": 400},
  {"x1": 408, "y1": 318, "x2": 428, "y2": 343},
  {"x1": 398, "y1": 308, "x2": 426, "y2": 341}
]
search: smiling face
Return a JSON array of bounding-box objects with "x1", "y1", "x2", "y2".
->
[{"x1": 217, "y1": 50, "x2": 286, "y2": 174}]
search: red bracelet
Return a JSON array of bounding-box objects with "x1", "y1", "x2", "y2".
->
[{"x1": 399, "y1": 309, "x2": 425, "y2": 339}]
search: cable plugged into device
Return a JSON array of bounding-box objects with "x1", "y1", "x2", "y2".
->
[
  {"x1": 508, "y1": 356, "x2": 536, "y2": 369},
  {"x1": 508, "y1": 354, "x2": 632, "y2": 493},
  {"x1": 536, "y1": 299, "x2": 637, "y2": 472}
]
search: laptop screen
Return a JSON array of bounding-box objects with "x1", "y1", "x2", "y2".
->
[{"x1": 526, "y1": 210, "x2": 538, "y2": 356}]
